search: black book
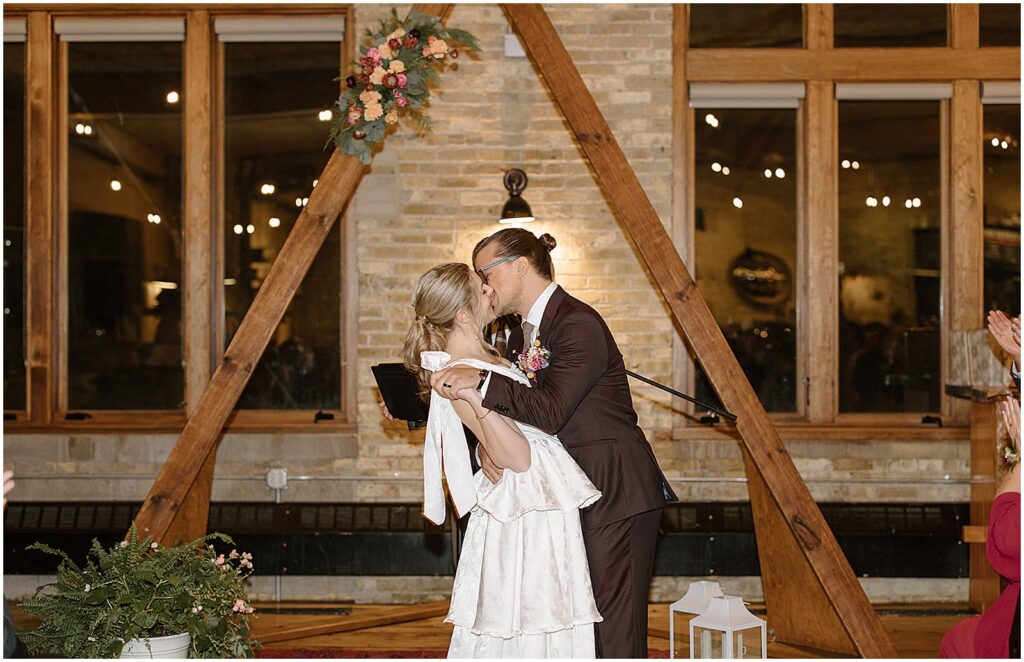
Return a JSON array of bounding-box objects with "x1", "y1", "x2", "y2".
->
[{"x1": 371, "y1": 363, "x2": 429, "y2": 428}]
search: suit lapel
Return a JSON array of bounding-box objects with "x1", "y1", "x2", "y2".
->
[
  {"x1": 537, "y1": 285, "x2": 567, "y2": 343},
  {"x1": 506, "y1": 325, "x2": 524, "y2": 361}
]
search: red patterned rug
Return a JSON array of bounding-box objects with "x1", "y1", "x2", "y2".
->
[{"x1": 258, "y1": 649, "x2": 671, "y2": 658}]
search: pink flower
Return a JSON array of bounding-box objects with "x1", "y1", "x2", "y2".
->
[
  {"x1": 394, "y1": 91, "x2": 408, "y2": 108},
  {"x1": 422, "y1": 46, "x2": 432, "y2": 57},
  {"x1": 366, "y1": 47, "x2": 382, "y2": 64},
  {"x1": 214, "y1": 554, "x2": 226, "y2": 565},
  {"x1": 232, "y1": 599, "x2": 247, "y2": 613},
  {"x1": 396, "y1": 73, "x2": 408, "y2": 88}
]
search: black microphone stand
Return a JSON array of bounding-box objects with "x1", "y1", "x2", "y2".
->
[{"x1": 625, "y1": 369, "x2": 737, "y2": 422}]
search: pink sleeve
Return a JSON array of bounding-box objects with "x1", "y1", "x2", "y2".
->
[{"x1": 986, "y1": 492, "x2": 1020, "y2": 581}]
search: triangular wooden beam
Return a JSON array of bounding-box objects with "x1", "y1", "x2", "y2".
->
[
  {"x1": 501, "y1": 4, "x2": 895, "y2": 657},
  {"x1": 131, "y1": 5, "x2": 455, "y2": 545}
]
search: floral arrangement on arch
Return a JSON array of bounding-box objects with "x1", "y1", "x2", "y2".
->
[{"x1": 329, "y1": 9, "x2": 479, "y2": 164}]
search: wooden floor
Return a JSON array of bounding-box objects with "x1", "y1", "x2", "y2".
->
[
  {"x1": 9, "y1": 600, "x2": 965, "y2": 658},
  {"x1": 249, "y1": 602, "x2": 963, "y2": 658}
]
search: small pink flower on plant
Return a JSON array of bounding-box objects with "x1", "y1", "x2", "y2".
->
[
  {"x1": 393, "y1": 91, "x2": 408, "y2": 108},
  {"x1": 366, "y1": 47, "x2": 382, "y2": 64},
  {"x1": 396, "y1": 73, "x2": 408, "y2": 88}
]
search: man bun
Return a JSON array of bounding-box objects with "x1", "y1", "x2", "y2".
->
[{"x1": 538, "y1": 233, "x2": 557, "y2": 253}]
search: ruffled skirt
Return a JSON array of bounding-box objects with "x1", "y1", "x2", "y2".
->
[{"x1": 445, "y1": 435, "x2": 602, "y2": 658}]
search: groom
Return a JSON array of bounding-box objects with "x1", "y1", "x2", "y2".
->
[{"x1": 431, "y1": 228, "x2": 677, "y2": 658}]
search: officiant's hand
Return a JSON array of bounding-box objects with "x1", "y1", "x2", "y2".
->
[
  {"x1": 430, "y1": 366, "x2": 481, "y2": 401},
  {"x1": 988, "y1": 310, "x2": 1021, "y2": 364},
  {"x1": 378, "y1": 399, "x2": 394, "y2": 422}
]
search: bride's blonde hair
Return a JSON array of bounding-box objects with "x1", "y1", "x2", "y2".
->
[{"x1": 403, "y1": 263, "x2": 499, "y2": 401}]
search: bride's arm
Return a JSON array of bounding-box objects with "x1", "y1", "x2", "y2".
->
[{"x1": 451, "y1": 389, "x2": 532, "y2": 473}]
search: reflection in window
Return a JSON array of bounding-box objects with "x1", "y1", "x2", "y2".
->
[
  {"x1": 983, "y1": 105, "x2": 1021, "y2": 315},
  {"x1": 4, "y1": 42, "x2": 26, "y2": 410},
  {"x1": 689, "y1": 4, "x2": 802, "y2": 48},
  {"x1": 67, "y1": 42, "x2": 183, "y2": 410},
  {"x1": 694, "y1": 108, "x2": 797, "y2": 413},
  {"x1": 838, "y1": 102, "x2": 941, "y2": 413},
  {"x1": 223, "y1": 42, "x2": 341, "y2": 410},
  {"x1": 980, "y1": 4, "x2": 1021, "y2": 47},
  {"x1": 834, "y1": 4, "x2": 947, "y2": 47}
]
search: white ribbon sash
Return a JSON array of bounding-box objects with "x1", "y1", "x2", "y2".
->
[{"x1": 420, "y1": 351, "x2": 478, "y2": 525}]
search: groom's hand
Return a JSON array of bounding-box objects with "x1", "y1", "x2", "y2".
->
[{"x1": 430, "y1": 366, "x2": 481, "y2": 401}]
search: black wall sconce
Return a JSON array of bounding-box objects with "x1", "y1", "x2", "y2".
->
[{"x1": 499, "y1": 168, "x2": 535, "y2": 224}]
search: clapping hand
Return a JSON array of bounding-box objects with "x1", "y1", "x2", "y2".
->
[
  {"x1": 998, "y1": 396, "x2": 1020, "y2": 447},
  {"x1": 4, "y1": 470, "x2": 14, "y2": 509},
  {"x1": 987, "y1": 310, "x2": 1021, "y2": 364}
]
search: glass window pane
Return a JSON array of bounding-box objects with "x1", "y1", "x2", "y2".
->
[
  {"x1": 223, "y1": 42, "x2": 340, "y2": 410},
  {"x1": 4, "y1": 42, "x2": 26, "y2": 411},
  {"x1": 689, "y1": 4, "x2": 802, "y2": 48},
  {"x1": 694, "y1": 108, "x2": 797, "y2": 413},
  {"x1": 67, "y1": 42, "x2": 183, "y2": 410},
  {"x1": 838, "y1": 101, "x2": 941, "y2": 413},
  {"x1": 980, "y1": 3, "x2": 1021, "y2": 47},
  {"x1": 835, "y1": 4, "x2": 947, "y2": 47},
  {"x1": 983, "y1": 105, "x2": 1021, "y2": 316}
]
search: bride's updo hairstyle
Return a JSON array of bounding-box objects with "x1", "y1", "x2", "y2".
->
[
  {"x1": 472, "y1": 228, "x2": 557, "y2": 281},
  {"x1": 403, "y1": 263, "x2": 495, "y2": 401}
]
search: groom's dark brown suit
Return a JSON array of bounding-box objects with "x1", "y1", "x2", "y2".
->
[{"x1": 482, "y1": 285, "x2": 677, "y2": 658}]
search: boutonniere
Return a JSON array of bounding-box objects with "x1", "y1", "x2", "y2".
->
[{"x1": 516, "y1": 338, "x2": 551, "y2": 382}]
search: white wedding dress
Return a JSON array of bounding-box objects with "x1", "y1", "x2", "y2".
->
[{"x1": 420, "y1": 352, "x2": 603, "y2": 659}]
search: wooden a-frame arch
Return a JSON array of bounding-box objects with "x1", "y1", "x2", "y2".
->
[{"x1": 131, "y1": 4, "x2": 896, "y2": 657}]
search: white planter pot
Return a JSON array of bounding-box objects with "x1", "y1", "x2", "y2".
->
[{"x1": 120, "y1": 632, "x2": 191, "y2": 659}]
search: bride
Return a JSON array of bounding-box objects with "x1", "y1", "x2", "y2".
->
[{"x1": 402, "y1": 263, "x2": 602, "y2": 658}]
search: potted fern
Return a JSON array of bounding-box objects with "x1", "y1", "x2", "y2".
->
[{"x1": 18, "y1": 525, "x2": 259, "y2": 658}]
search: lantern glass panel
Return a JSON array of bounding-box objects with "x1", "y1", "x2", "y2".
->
[
  {"x1": 732, "y1": 627, "x2": 764, "y2": 658},
  {"x1": 671, "y1": 610, "x2": 690, "y2": 658},
  {"x1": 692, "y1": 626, "x2": 725, "y2": 658}
]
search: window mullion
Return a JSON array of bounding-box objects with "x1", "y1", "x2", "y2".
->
[
  {"x1": 183, "y1": 10, "x2": 214, "y2": 417},
  {"x1": 802, "y1": 81, "x2": 839, "y2": 423}
]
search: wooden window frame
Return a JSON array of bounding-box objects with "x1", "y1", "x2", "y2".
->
[
  {"x1": 3, "y1": 23, "x2": 29, "y2": 423},
  {"x1": 672, "y1": 3, "x2": 1019, "y2": 436},
  {"x1": 3, "y1": 4, "x2": 356, "y2": 433}
]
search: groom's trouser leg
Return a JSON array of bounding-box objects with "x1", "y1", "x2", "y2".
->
[{"x1": 584, "y1": 508, "x2": 662, "y2": 659}]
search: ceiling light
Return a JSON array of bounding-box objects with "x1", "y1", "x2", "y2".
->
[
  {"x1": 166, "y1": 91, "x2": 179, "y2": 104},
  {"x1": 301, "y1": 197, "x2": 308, "y2": 206},
  {"x1": 269, "y1": 217, "x2": 281, "y2": 228},
  {"x1": 110, "y1": 179, "x2": 122, "y2": 191},
  {"x1": 711, "y1": 162, "x2": 722, "y2": 173},
  {"x1": 233, "y1": 224, "x2": 243, "y2": 235},
  {"x1": 318, "y1": 109, "x2": 333, "y2": 122},
  {"x1": 764, "y1": 169, "x2": 773, "y2": 178},
  {"x1": 1001, "y1": 140, "x2": 1009, "y2": 149},
  {"x1": 841, "y1": 159, "x2": 851, "y2": 169},
  {"x1": 774, "y1": 168, "x2": 785, "y2": 178},
  {"x1": 224, "y1": 278, "x2": 237, "y2": 286},
  {"x1": 991, "y1": 137, "x2": 1001, "y2": 146},
  {"x1": 912, "y1": 197, "x2": 921, "y2": 208},
  {"x1": 882, "y1": 196, "x2": 891, "y2": 207},
  {"x1": 312, "y1": 179, "x2": 319, "y2": 187},
  {"x1": 851, "y1": 161, "x2": 860, "y2": 169},
  {"x1": 721, "y1": 166, "x2": 730, "y2": 175},
  {"x1": 905, "y1": 199, "x2": 913, "y2": 208},
  {"x1": 246, "y1": 224, "x2": 255, "y2": 234},
  {"x1": 705, "y1": 113, "x2": 719, "y2": 127},
  {"x1": 866, "y1": 197, "x2": 878, "y2": 207},
  {"x1": 732, "y1": 197, "x2": 743, "y2": 209},
  {"x1": 295, "y1": 197, "x2": 303, "y2": 207},
  {"x1": 260, "y1": 184, "x2": 275, "y2": 195}
]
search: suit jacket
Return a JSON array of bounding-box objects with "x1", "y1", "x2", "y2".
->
[{"x1": 483, "y1": 286, "x2": 677, "y2": 529}]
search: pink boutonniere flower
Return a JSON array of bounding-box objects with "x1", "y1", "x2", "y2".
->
[{"x1": 516, "y1": 338, "x2": 552, "y2": 382}]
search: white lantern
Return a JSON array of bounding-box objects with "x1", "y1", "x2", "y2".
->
[
  {"x1": 669, "y1": 581, "x2": 724, "y2": 658},
  {"x1": 689, "y1": 595, "x2": 766, "y2": 659}
]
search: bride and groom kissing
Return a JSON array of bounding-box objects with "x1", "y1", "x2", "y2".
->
[{"x1": 396, "y1": 227, "x2": 677, "y2": 658}]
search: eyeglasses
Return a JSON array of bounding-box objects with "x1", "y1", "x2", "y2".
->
[{"x1": 476, "y1": 254, "x2": 519, "y2": 285}]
